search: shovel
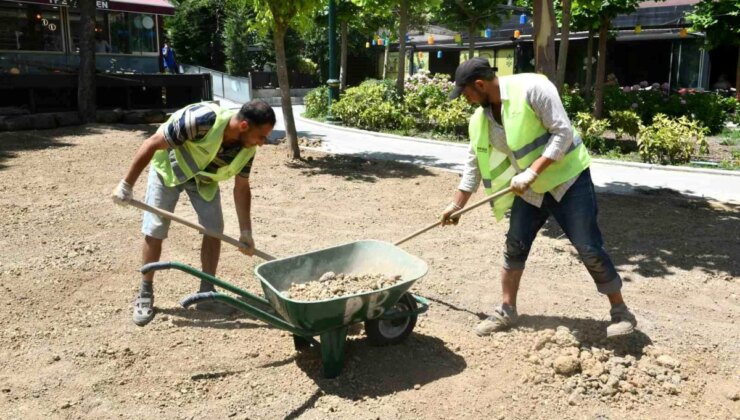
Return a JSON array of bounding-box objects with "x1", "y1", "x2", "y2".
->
[{"x1": 127, "y1": 198, "x2": 277, "y2": 261}]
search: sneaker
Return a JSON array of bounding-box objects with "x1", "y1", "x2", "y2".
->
[
  {"x1": 132, "y1": 295, "x2": 155, "y2": 326},
  {"x1": 195, "y1": 300, "x2": 237, "y2": 316},
  {"x1": 474, "y1": 304, "x2": 518, "y2": 337},
  {"x1": 606, "y1": 304, "x2": 637, "y2": 338}
]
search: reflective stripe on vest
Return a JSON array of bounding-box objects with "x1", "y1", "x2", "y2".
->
[
  {"x1": 468, "y1": 74, "x2": 591, "y2": 221},
  {"x1": 151, "y1": 102, "x2": 257, "y2": 202}
]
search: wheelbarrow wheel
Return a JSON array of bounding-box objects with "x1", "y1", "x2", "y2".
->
[{"x1": 365, "y1": 293, "x2": 417, "y2": 346}]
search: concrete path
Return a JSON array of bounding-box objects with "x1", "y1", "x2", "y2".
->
[{"x1": 221, "y1": 98, "x2": 740, "y2": 204}]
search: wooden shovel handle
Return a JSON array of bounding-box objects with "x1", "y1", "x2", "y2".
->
[
  {"x1": 394, "y1": 187, "x2": 513, "y2": 246},
  {"x1": 127, "y1": 198, "x2": 276, "y2": 261}
]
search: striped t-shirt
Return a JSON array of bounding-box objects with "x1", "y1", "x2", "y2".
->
[{"x1": 160, "y1": 104, "x2": 254, "y2": 179}]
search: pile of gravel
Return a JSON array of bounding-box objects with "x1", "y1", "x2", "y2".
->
[
  {"x1": 283, "y1": 272, "x2": 402, "y2": 301},
  {"x1": 521, "y1": 326, "x2": 686, "y2": 405}
]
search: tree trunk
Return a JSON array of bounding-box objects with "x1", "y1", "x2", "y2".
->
[
  {"x1": 585, "y1": 29, "x2": 594, "y2": 103},
  {"x1": 77, "y1": 0, "x2": 96, "y2": 123},
  {"x1": 533, "y1": 0, "x2": 557, "y2": 82},
  {"x1": 593, "y1": 17, "x2": 609, "y2": 119},
  {"x1": 736, "y1": 45, "x2": 740, "y2": 101},
  {"x1": 273, "y1": 27, "x2": 300, "y2": 160},
  {"x1": 468, "y1": 21, "x2": 476, "y2": 58},
  {"x1": 555, "y1": 0, "x2": 571, "y2": 92},
  {"x1": 396, "y1": 0, "x2": 409, "y2": 96},
  {"x1": 339, "y1": 20, "x2": 348, "y2": 91},
  {"x1": 382, "y1": 42, "x2": 390, "y2": 79}
]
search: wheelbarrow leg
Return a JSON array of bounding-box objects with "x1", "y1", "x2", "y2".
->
[{"x1": 319, "y1": 326, "x2": 349, "y2": 378}]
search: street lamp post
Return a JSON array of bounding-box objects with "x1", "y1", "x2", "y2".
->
[{"x1": 326, "y1": 0, "x2": 340, "y2": 122}]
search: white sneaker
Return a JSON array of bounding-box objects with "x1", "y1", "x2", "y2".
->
[{"x1": 474, "y1": 304, "x2": 518, "y2": 336}]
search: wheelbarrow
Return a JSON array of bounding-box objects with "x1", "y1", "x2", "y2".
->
[{"x1": 130, "y1": 187, "x2": 511, "y2": 378}]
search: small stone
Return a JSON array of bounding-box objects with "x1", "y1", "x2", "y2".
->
[
  {"x1": 413, "y1": 384, "x2": 421, "y2": 390},
  {"x1": 60, "y1": 402, "x2": 72, "y2": 409},
  {"x1": 725, "y1": 390, "x2": 740, "y2": 401},
  {"x1": 319, "y1": 272, "x2": 336, "y2": 282},
  {"x1": 656, "y1": 355, "x2": 680, "y2": 369},
  {"x1": 553, "y1": 356, "x2": 580, "y2": 376},
  {"x1": 568, "y1": 391, "x2": 581, "y2": 406},
  {"x1": 662, "y1": 382, "x2": 679, "y2": 395}
]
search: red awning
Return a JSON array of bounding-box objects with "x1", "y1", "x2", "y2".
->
[{"x1": 10, "y1": 0, "x2": 176, "y2": 16}]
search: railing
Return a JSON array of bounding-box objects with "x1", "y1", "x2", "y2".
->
[
  {"x1": 181, "y1": 64, "x2": 251, "y2": 104},
  {"x1": 250, "y1": 71, "x2": 319, "y2": 89}
]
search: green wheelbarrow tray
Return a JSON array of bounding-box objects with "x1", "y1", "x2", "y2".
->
[
  {"x1": 256, "y1": 239, "x2": 428, "y2": 333},
  {"x1": 140, "y1": 240, "x2": 430, "y2": 378}
]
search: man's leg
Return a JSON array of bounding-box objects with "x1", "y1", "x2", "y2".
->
[
  {"x1": 134, "y1": 167, "x2": 179, "y2": 326},
  {"x1": 184, "y1": 185, "x2": 235, "y2": 315},
  {"x1": 549, "y1": 169, "x2": 636, "y2": 337},
  {"x1": 475, "y1": 196, "x2": 548, "y2": 336}
]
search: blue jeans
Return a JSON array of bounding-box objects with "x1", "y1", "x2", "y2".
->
[{"x1": 503, "y1": 169, "x2": 622, "y2": 295}]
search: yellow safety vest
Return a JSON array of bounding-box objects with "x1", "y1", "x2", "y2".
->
[
  {"x1": 469, "y1": 73, "x2": 591, "y2": 220},
  {"x1": 151, "y1": 102, "x2": 256, "y2": 202}
]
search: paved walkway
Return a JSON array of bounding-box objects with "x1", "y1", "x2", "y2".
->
[{"x1": 220, "y1": 98, "x2": 740, "y2": 203}]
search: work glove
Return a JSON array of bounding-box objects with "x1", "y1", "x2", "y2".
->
[
  {"x1": 239, "y1": 229, "x2": 255, "y2": 256},
  {"x1": 440, "y1": 202, "x2": 462, "y2": 226},
  {"x1": 111, "y1": 180, "x2": 133, "y2": 206},
  {"x1": 510, "y1": 168, "x2": 538, "y2": 195}
]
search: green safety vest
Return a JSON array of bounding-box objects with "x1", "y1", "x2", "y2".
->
[
  {"x1": 151, "y1": 102, "x2": 256, "y2": 202},
  {"x1": 469, "y1": 73, "x2": 591, "y2": 220}
]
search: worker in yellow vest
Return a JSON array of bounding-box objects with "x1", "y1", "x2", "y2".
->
[
  {"x1": 111, "y1": 100, "x2": 275, "y2": 326},
  {"x1": 442, "y1": 58, "x2": 636, "y2": 338}
]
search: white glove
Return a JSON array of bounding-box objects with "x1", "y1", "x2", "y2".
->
[
  {"x1": 111, "y1": 180, "x2": 133, "y2": 206},
  {"x1": 239, "y1": 229, "x2": 255, "y2": 256},
  {"x1": 440, "y1": 202, "x2": 462, "y2": 226},
  {"x1": 510, "y1": 168, "x2": 538, "y2": 195}
]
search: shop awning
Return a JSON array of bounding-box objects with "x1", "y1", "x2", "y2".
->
[{"x1": 10, "y1": 0, "x2": 176, "y2": 16}]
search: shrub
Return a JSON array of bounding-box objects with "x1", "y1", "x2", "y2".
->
[
  {"x1": 574, "y1": 112, "x2": 610, "y2": 153},
  {"x1": 403, "y1": 71, "x2": 453, "y2": 119},
  {"x1": 637, "y1": 114, "x2": 708, "y2": 165},
  {"x1": 609, "y1": 110, "x2": 642, "y2": 140},
  {"x1": 561, "y1": 85, "x2": 591, "y2": 119},
  {"x1": 303, "y1": 86, "x2": 328, "y2": 119},
  {"x1": 683, "y1": 92, "x2": 732, "y2": 135},
  {"x1": 426, "y1": 98, "x2": 472, "y2": 136},
  {"x1": 331, "y1": 80, "x2": 412, "y2": 131}
]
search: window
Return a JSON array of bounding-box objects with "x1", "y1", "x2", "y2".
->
[
  {"x1": 68, "y1": 11, "x2": 109, "y2": 53},
  {"x1": 0, "y1": 3, "x2": 64, "y2": 52},
  {"x1": 109, "y1": 12, "x2": 157, "y2": 54}
]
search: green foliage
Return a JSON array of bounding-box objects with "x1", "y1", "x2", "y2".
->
[
  {"x1": 303, "y1": 86, "x2": 329, "y2": 118},
  {"x1": 637, "y1": 114, "x2": 708, "y2": 165},
  {"x1": 682, "y1": 92, "x2": 732, "y2": 135},
  {"x1": 686, "y1": 0, "x2": 740, "y2": 50},
  {"x1": 433, "y1": 0, "x2": 504, "y2": 36},
  {"x1": 574, "y1": 112, "x2": 609, "y2": 153},
  {"x1": 166, "y1": 0, "x2": 227, "y2": 71},
  {"x1": 403, "y1": 71, "x2": 453, "y2": 118},
  {"x1": 609, "y1": 110, "x2": 642, "y2": 140},
  {"x1": 426, "y1": 99, "x2": 472, "y2": 135},
  {"x1": 331, "y1": 80, "x2": 413, "y2": 130},
  {"x1": 223, "y1": 3, "x2": 269, "y2": 75},
  {"x1": 561, "y1": 85, "x2": 591, "y2": 119}
]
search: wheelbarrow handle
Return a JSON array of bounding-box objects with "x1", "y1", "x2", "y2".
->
[
  {"x1": 394, "y1": 187, "x2": 513, "y2": 246},
  {"x1": 180, "y1": 291, "x2": 217, "y2": 308},
  {"x1": 127, "y1": 198, "x2": 276, "y2": 261}
]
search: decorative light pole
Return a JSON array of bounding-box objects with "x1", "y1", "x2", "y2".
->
[{"x1": 326, "y1": 0, "x2": 340, "y2": 122}]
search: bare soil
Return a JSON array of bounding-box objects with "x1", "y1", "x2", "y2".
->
[{"x1": 0, "y1": 124, "x2": 738, "y2": 419}]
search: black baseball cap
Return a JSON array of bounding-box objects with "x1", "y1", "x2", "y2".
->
[{"x1": 449, "y1": 57, "x2": 497, "y2": 99}]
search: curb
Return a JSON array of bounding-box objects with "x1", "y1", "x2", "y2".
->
[{"x1": 296, "y1": 114, "x2": 739, "y2": 177}]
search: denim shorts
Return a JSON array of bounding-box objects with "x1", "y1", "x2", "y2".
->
[
  {"x1": 503, "y1": 169, "x2": 622, "y2": 295},
  {"x1": 141, "y1": 166, "x2": 224, "y2": 240}
]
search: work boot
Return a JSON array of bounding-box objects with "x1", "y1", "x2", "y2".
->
[
  {"x1": 132, "y1": 295, "x2": 155, "y2": 326},
  {"x1": 474, "y1": 303, "x2": 518, "y2": 337},
  {"x1": 606, "y1": 304, "x2": 637, "y2": 338}
]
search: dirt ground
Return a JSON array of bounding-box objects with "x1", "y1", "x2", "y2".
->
[{"x1": 1, "y1": 124, "x2": 738, "y2": 420}]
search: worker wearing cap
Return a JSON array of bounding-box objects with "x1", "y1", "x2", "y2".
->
[
  {"x1": 442, "y1": 58, "x2": 636, "y2": 338},
  {"x1": 111, "y1": 100, "x2": 275, "y2": 326}
]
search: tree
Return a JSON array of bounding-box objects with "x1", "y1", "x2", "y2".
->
[
  {"x1": 686, "y1": 0, "x2": 740, "y2": 100},
  {"x1": 167, "y1": 0, "x2": 228, "y2": 72},
  {"x1": 223, "y1": 2, "x2": 270, "y2": 75},
  {"x1": 532, "y1": 0, "x2": 557, "y2": 81},
  {"x1": 434, "y1": 0, "x2": 505, "y2": 58},
  {"x1": 250, "y1": 0, "x2": 321, "y2": 159},
  {"x1": 570, "y1": 0, "x2": 600, "y2": 101},
  {"x1": 77, "y1": 0, "x2": 96, "y2": 123},
  {"x1": 554, "y1": 0, "x2": 572, "y2": 92}
]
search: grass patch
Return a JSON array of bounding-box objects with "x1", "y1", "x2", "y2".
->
[{"x1": 718, "y1": 128, "x2": 740, "y2": 146}]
